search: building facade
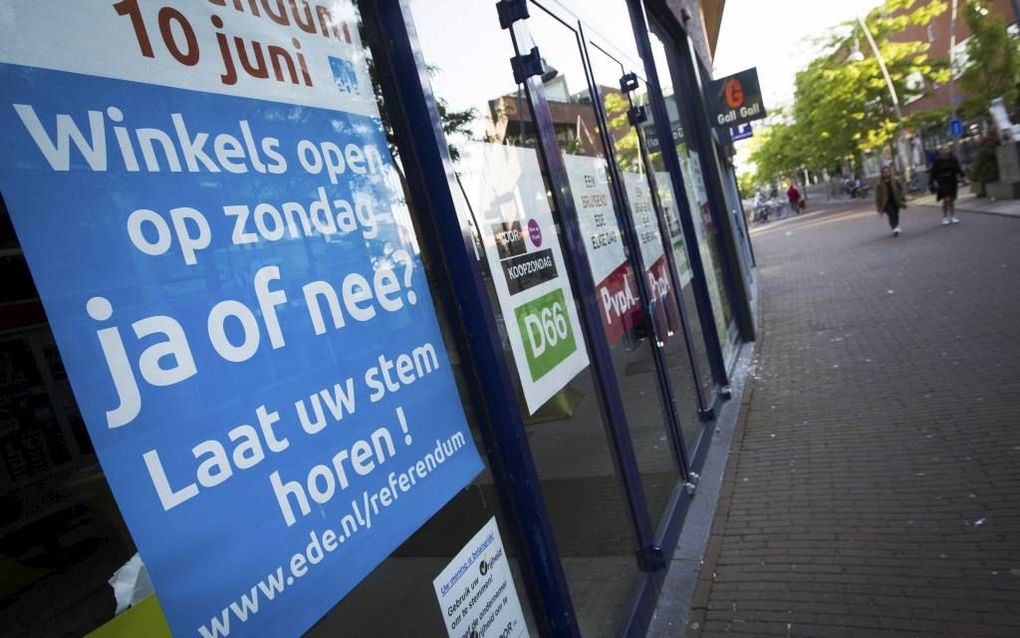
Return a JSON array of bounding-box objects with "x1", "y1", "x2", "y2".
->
[
  {"x1": 0, "y1": 1, "x2": 755, "y2": 636},
  {"x1": 890, "y1": 0, "x2": 1019, "y2": 170},
  {"x1": 896, "y1": 0, "x2": 1018, "y2": 117}
]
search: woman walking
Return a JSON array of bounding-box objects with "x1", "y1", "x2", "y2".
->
[
  {"x1": 786, "y1": 183, "x2": 802, "y2": 215},
  {"x1": 875, "y1": 165, "x2": 906, "y2": 237},
  {"x1": 929, "y1": 146, "x2": 966, "y2": 225}
]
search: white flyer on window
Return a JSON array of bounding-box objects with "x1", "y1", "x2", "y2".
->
[
  {"x1": 562, "y1": 154, "x2": 640, "y2": 345},
  {"x1": 623, "y1": 171, "x2": 681, "y2": 344},
  {"x1": 655, "y1": 171, "x2": 694, "y2": 288},
  {"x1": 622, "y1": 172, "x2": 664, "y2": 269},
  {"x1": 433, "y1": 518, "x2": 529, "y2": 638},
  {"x1": 459, "y1": 143, "x2": 589, "y2": 414}
]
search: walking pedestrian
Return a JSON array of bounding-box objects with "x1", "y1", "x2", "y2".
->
[
  {"x1": 875, "y1": 165, "x2": 906, "y2": 237},
  {"x1": 786, "y1": 183, "x2": 801, "y2": 214},
  {"x1": 929, "y1": 146, "x2": 965, "y2": 225}
]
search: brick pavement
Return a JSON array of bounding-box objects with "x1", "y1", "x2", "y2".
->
[{"x1": 687, "y1": 202, "x2": 1020, "y2": 637}]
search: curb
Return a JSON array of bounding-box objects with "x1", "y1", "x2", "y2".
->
[{"x1": 682, "y1": 280, "x2": 766, "y2": 638}]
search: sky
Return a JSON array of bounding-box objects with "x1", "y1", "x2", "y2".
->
[{"x1": 713, "y1": 0, "x2": 884, "y2": 111}]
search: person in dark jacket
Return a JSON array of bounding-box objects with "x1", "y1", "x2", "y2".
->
[
  {"x1": 875, "y1": 165, "x2": 906, "y2": 236},
  {"x1": 929, "y1": 146, "x2": 966, "y2": 225}
]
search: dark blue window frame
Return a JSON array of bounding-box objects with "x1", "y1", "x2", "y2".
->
[
  {"x1": 639, "y1": 0, "x2": 758, "y2": 352},
  {"x1": 361, "y1": 0, "x2": 756, "y2": 635}
]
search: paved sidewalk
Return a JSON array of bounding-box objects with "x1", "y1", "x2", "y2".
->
[
  {"x1": 688, "y1": 203, "x2": 1020, "y2": 637},
  {"x1": 911, "y1": 192, "x2": 1020, "y2": 218}
]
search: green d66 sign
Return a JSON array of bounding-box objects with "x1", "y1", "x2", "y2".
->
[{"x1": 514, "y1": 288, "x2": 578, "y2": 381}]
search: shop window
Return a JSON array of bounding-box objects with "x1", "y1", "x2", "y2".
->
[
  {"x1": 0, "y1": 3, "x2": 531, "y2": 637},
  {"x1": 408, "y1": 0, "x2": 650, "y2": 634},
  {"x1": 646, "y1": 22, "x2": 738, "y2": 371},
  {"x1": 588, "y1": 45, "x2": 712, "y2": 455},
  {"x1": 525, "y1": 1, "x2": 689, "y2": 534}
]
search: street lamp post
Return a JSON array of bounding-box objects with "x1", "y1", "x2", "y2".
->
[
  {"x1": 949, "y1": 0, "x2": 960, "y2": 147},
  {"x1": 849, "y1": 15, "x2": 913, "y2": 180}
]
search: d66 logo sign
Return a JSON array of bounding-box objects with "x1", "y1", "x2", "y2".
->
[{"x1": 514, "y1": 288, "x2": 577, "y2": 381}]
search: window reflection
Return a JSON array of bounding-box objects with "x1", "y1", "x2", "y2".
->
[
  {"x1": 527, "y1": 0, "x2": 685, "y2": 542},
  {"x1": 411, "y1": 0, "x2": 651, "y2": 634},
  {"x1": 647, "y1": 23, "x2": 737, "y2": 369},
  {"x1": 0, "y1": 193, "x2": 137, "y2": 638},
  {"x1": 586, "y1": 43, "x2": 712, "y2": 452}
]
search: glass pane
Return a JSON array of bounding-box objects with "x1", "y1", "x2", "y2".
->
[
  {"x1": 0, "y1": 213, "x2": 134, "y2": 637},
  {"x1": 303, "y1": 4, "x2": 537, "y2": 635},
  {"x1": 586, "y1": 43, "x2": 710, "y2": 452},
  {"x1": 526, "y1": 2, "x2": 681, "y2": 532},
  {"x1": 0, "y1": 4, "x2": 532, "y2": 637},
  {"x1": 408, "y1": 0, "x2": 645, "y2": 634},
  {"x1": 646, "y1": 23, "x2": 737, "y2": 369}
]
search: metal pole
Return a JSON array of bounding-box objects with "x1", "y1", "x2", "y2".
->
[
  {"x1": 857, "y1": 15, "x2": 911, "y2": 179},
  {"x1": 949, "y1": 0, "x2": 960, "y2": 152}
]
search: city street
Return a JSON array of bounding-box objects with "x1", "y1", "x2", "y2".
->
[{"x1": 687, "y1": 201, "x2": 1020, "y2": 636}]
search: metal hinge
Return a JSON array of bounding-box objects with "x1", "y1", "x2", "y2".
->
[
  {"x1": 683, "y1": 481, "x2": 697, "y2": 496},
  {"x1": 496, "y1": 0, "x2": 529, "y2": 29},
  {"x1": 628, "y1": 105, "x2": 647, "y2": 126},
  {"x1": 619, "y1": 72, "x2": 639, "y2": 93},
  {"x1": 638, "y1": 544, "x2": 667, "y2": 571},
  {"x1": 510, "y1": 47, "x2": 543, "y2": 84}
]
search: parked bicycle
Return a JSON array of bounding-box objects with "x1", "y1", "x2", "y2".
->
[{"x1": 751, "y1": 197, "x2": 791, "y2": 223}]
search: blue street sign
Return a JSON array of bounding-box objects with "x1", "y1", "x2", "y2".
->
[
  {"x1": 949, "y1": 117, "x2": 964, "y2": 138},
  {"x1": 730, "y1": 122, "x2": 754, "y2": 141}
]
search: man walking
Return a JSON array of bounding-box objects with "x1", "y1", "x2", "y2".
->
[
  {"x1": 875, "y1": 165, "x2": 906, "y2": 236},
  {"x1": 929, "y1": 146, "x2": 966, "y2": 225}
]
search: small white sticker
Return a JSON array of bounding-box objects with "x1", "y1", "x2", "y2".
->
[{"x1": 433, "y1": 517, "x2": 529, "y2": 638}]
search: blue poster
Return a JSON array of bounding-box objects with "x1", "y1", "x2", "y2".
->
[{"x1": 0, "y1": 3, "x2": 483, "y2": 637}]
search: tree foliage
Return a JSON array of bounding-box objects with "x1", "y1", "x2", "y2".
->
[
  {"x1": 736, "y1": 171, "x2": 756, "y2": 197},
  {"x1": 603, "y1": 91, "x2": 643, "y2": 171},
  {"x1": 749, "y1": 120, "x2": 803, "y2": 184},
  {"x1": 957, "y1": 0, "x2": 1020, "y2": 118},
  {"x1": 752, "y1": 0, "x2": 949, "y2": 184},
  {"x1": 370, "y1": 61, "x2": 478, "y2": 162}
]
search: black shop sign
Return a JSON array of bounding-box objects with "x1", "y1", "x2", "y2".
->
[{"x1": 708, "y1": 67, "x2": 766, "y2": 128}]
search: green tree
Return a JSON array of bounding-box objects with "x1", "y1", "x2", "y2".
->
[
  {"x1": 736, "y1": 171, "x2": 756, "y2": 197},
  {"x1": 904, "y1": 105, "x2": 952, "y2": 131},
  {"x1": 957, "y1": 0, "x2": 1020, "y2": 118},
  {"x1": 369, "y1": 61, "x2": 478, "y2": 162},
  {"x1": 750, "y1": 121, "x2": 805, "y2": 184},
  {"x1": 434, "y1": 97, "x2": 478, "y2": 162},
  {"x1": 768, "y1": 0, "x2": 949, "y2": 176},
  {"x1": 603, "y1": 91, "x2": 642, "y2": 171}
]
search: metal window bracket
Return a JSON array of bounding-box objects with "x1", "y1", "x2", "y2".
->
[
  {"x1": 638, "y1": 544, "x2": 667, "y2": 571},
  {"x1": 510, "y1": 47, "x2": 543, "y2": 84},
  {"x1": 496, "y1": 0, "x2": 529, "y2": 29},
  {"x1": 620, "y1": 72, "x2": 639, "y2": 93},
  {"x1": 627, "y1": 105, "x2": 647, "y2": 126}
]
